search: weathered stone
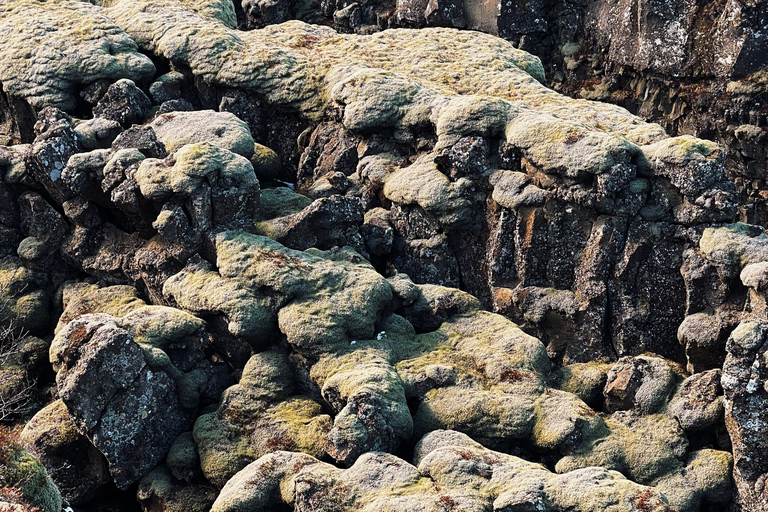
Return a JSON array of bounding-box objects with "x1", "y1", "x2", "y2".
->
[
  {"x1": 149, "y1": 110, "x2": 255, "y2": 158},
  {"x1": 112, "y1": 125, "x2": 167, "y2": 159},
  {"x1": 20, "y1": 400, "x2": 110, "y2": 505},
  {"x1": 0, "y1": 0, "x2": 155, "y2": 111},
  {"x1": 604, "y1": 356, "x2": 678, "y2": 414},
  {"x1": 666, "y1": 370, "x2": 723, "y2": 434},
  {"x1": 50, "y1": 308, "x2": 211, "y2": 489},
  {"x1": 721, "y1": 321, "x2": 768, "y2": 511},
  {"x1": 93, "y1": 79, "x2": 152, "y2": 128}
]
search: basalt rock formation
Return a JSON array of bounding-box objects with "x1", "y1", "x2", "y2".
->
[{"x1": 0, "y1": 0, "x2": 766, "y2": 511}]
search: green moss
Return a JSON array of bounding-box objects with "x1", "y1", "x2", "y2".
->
[
  {"x1": 699, "y1": 223, "x2": 768, "y2": 268},
  {"x1": 20, "y1": 400, "x2": 80, "y2": 454},
  {"x1": 162, "y1": 261, "x2": 278, "y2": 343},
  {"x1": 556, "y1": 413, "x2": 687, "y2": 485},
  {"x1": 2, "y1": 446, "x2": 62, "y2": 512},
  {"x1": 266, "y1": 398, "x2": 332, "y2": 457},
  {"x1": 168, "y1": 231, "x2": 394, "y2": 356},
  {"x1": 136, "y1": 142, "x2": 257, "y2": 202},
  {"x1": 250, "y1": 144, "x2": 281, "y2": 180},
  {"x1": 554, "y1": 362, "x2": 612, "y2": 408},
  {"x1": 383, "y1": 157, "x2": 477, "y2": 230},
  {"x1": 118, "y1": 305, "x2": 206, "y2": 350},
  {"x1": 56, "y1": 282, "x2": 146, "y2": 333},
  {"x1": 532, "y1": 390, "x2": 603, "y2": 449},
  {"x1": 138, "y1": 465, "x2": 218, "y2": 512},
  {"x1": 642, "y1": 135, "x2": 720, "y2": 166},
  {"x1": 653, "y1": 449, "x2": 733, "y2": 512},
  {"x1": 0, "y1": 0, "x2": 155, "y2": 110},
  {"x1": 0, "y1": 259, "x2": 49, "y2": 334},
  {"x1": 193, "y1": 412, "x2": 255, "y2": 488},
  {"x1": 257, "y1": 188, "x2": 312, "y2": 220},
  {"x1": 239, "y1": 349, "x2": 296, "y2": 402},
  {"x1": 149, "y1": 111, "x2": 255, "y2": 158},
  {"x1": 166, "y1": 432, "x2": 200, "y2": 481}
]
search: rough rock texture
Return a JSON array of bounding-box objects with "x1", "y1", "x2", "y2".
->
[
  {"x1": 20, "y1": 400, "x2": 110, "y2": 505},
  {"x1": 0, "y1": 0, "x2": 155, "y2": 111},
  {"x1": 49, "y1": 306, "x2": 213, "y2": 489},
  {"x1": 75, "y1": 0, "x2": 744, "y2": 365},
  {"x1": 0, "y1": 0, "x2": 765, "y2": 510},
  {"x1": 263, "y1": 0, "x2": 768, "y2": 230},
  {"x1": 193, "y1": 348, "x2": 332, "y2": 487},
  {"x1": 722, "y1": 322, "x2": 768, "y2": 511},
  {"x1": 210, "y1": 431, "x2": 683, "y2": 512}
]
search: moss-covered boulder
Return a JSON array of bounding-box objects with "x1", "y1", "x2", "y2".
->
[
  {"x1": 50, "y1": 305, "x2": 214, "y2": 489},
  {"x1": 194, "y1": 348, "x2": 331, "y2": 487},
  {"x1": 164, "y1": 231, "x2": 392, "y2": 354},
  {"x1": 0, "y1": 0, "x2": 155, "y2": 111},
  {"x1": 55, "y1": 282, "x2": 146, "y2": 333},
  {"x1": 20, "y1": 400, "x2": 110, "y2": 505},
  {"x1": 137, "y1": 465, "x2": 218, "y2": 512},
  {"x1": 136, "y1": 142, "x2": 260, "y2": 233},
  {"x1": 211, "y1": 430, "x2": 679, "y2": 512},
  {"x1": 148, "y1": 110, "x2": 256, "y2": 158},
  {"x1": 0, "y1": 426, "x2": 62, "y2": 512},
  {"x1": 0, "y1": 258, "x2": 49, "y2": 335}
]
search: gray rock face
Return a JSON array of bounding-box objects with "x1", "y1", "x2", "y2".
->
[
  {"x1": 722, "y1": 321, "x2": 768, "y2": 511},
  {"x1": 50, "y1": 311, "x2": 210, "y2": 489},
  {"x1": 93, "y1": 79, "x2": 151, "y2": 128},
  {"x1": 0, "y1": 2, "x2": 765, "y2": 511},
  {"x1": 666, "y1": 370, "x2": 724, "y2": 434}
]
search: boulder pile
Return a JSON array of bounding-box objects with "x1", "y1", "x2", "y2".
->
[{"x1": 0, "y1": 1, "x2": 766, "y2": 511}]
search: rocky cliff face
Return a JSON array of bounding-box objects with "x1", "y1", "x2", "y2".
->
[{"x1": 0, "y1": 0, "x2": 766, "y2": 511}]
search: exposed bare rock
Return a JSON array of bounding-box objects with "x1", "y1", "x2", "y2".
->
[
  {"x1": 722, "y1": 321, "x2": 768, "y2": 511},
  {"x1": 49, "y1": 307, "x2": 213, "y2": 489}
]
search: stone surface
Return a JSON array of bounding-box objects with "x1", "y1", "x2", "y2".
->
[
  {"x1": 722, "y1": 321, "x2": 768, "y2": 511},
  {"x1": 0, "y1": 0, "x2": 155, "y2": 111},
  {"x1": 49, "y1": 307, "x2": 211, "y2": 489},
  {"x1": 211, "y1": 431, "x2": 684, "y2": 512},
  {"x1": 0, "y1": 2, "x2": 765, "y2": 510},
  {"x1": 20, "y1": 400, "x2": 110, "y2": 505}
]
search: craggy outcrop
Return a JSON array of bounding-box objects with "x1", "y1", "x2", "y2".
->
[
  {"x1": 48, "y1": 304, "x2": 216, "y2": 489},
  {"x1": 0, "y1": 0, "x2": 765, "y2": 510},
  {"x1": 246, "y1": 0, "x2": 768, "y2": 229}
]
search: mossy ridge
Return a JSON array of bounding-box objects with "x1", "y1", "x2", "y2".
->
[
  {"x1": 103, "y1": 0, "x2": 693, "y2": 152},
  {"x1": 155, "y1": 232, "x2": 732, "y2": 506},
  {"x1": 164, "y1": 231, "x2": 393, "y2": 355},
  {"x1": 211, "y1": 431, "x2": 674, "y2": 511},
  {"x1": 0, "y1": 0, "x2": 155, "y2": 110},
  {"x1": 55, "y1": 282, "x2": 146, "y2": 333}
]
